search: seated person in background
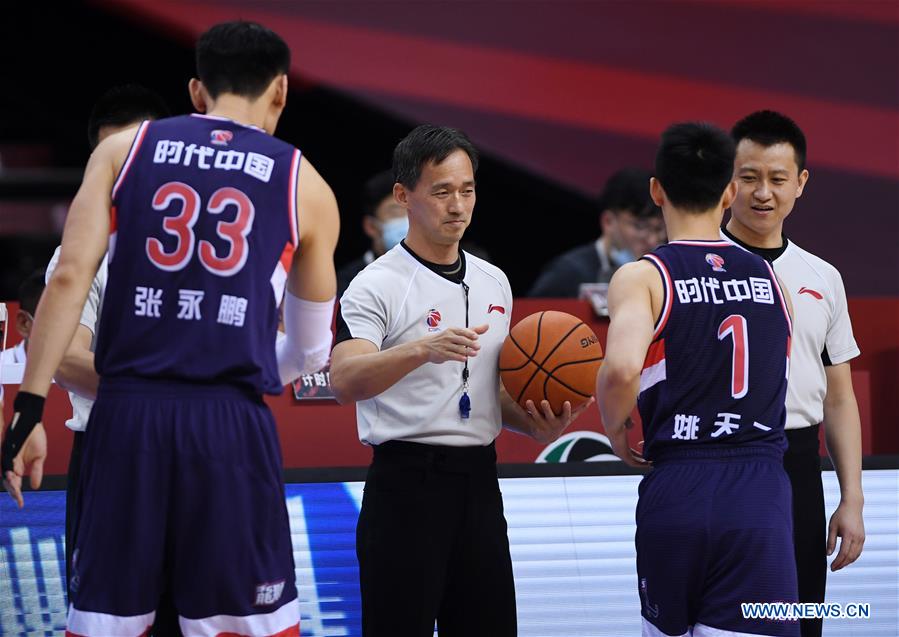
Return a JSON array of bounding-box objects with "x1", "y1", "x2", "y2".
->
[
  {"x1": 0, "y1": 270, "x2": 45, "y2": 410},
  {"x1": 528, "y1": 168, "x2": 664, "y2": 297},
  {"x1": 0, "y1": 270, "x2": 45, "y2": 366},
  {"x1": 337, "y1": 170, "x2": 409, "y2": 296}
]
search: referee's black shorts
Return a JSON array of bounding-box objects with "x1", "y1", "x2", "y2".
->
[
  {"x1": 784, "y1": 424, "x2": 826, "y2": 637},
  {"x1": 357, "y1": 440, "x2": 517, "y2": 637}
]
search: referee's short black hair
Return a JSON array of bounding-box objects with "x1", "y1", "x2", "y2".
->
[
  {"x1": 393, "y1": 125, "x2": 479, "y2": 189},
  {"x1": 88, "y1": 84, "x2": 169, "y2": 149},
  {"x1": 731, "y1": 110, "x2": 807, "y2": 173},
  {"x1": 655, "y1": 122, "x2": 736, "y2": 212}
]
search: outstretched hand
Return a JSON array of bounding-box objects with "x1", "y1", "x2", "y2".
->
[{"x1": 523, "y1": 396, "x2": 595, "y2": 445}]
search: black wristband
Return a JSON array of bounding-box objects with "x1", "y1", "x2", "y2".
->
[{"x1": 1, "y1": 391, "x2": 45, "y2": 473}]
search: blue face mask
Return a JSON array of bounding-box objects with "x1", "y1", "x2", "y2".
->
[
  {"x1": 381, "y1": 217, "x2": 409, "y2": 251},
  {"x1": 610, "y1": 246, "x2": 636, "y2": 266}
]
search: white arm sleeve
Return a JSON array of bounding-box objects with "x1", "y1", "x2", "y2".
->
[{"x1": 276, "y1": 291, "x2": 335, "y2": 384}]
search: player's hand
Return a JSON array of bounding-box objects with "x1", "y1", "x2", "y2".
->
[
  {"x1": 2, "y1": 392, "x2": 48, "y2": 508},
  {"x1": 523, "y1": 397, "x2": 594, "y2": 445},
  {"x1": 2, "y1": 422, "x2": 47, "y2": 509},
  {"x1": 827, "y1": 499, "x2": 865, "y2": 571},
  {"x1": 423, "y1": 324, "x2": 489, "y2": 364},
  {"x1": 607, "y1": 427, "x2": 650, "y2": 469}
]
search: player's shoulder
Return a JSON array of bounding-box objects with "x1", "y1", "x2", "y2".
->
[
  {"x1": 778, "y1": 241, "x2": 844, "y2": 290},
  {"x1": 610, "y1": 258, "x2": 659, "y2": 291},
  {"x1": 348, "y1": 246, "x2": 416, "y2": 289},
  {"x1": 465, "y1": 251, "x2": 511, "y2": 291}
]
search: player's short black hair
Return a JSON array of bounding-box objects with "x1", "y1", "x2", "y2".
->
[
  {"x1": 196, "y1": 21, "x2": 291, "y2": 100},
  {"x1": 361, "y1": 171, "x2": 397, "y2": 219},
  {"x1": 393, "y1": 125, "x2": 479, "y2": 189},
  {"x1": 87, "y1": 84, "x2": 169, "y2": 149},
  {"x1": 731, "y1": 110, "x2": 807, "y2": 173},
  {"x1": 655, "y1": 122, "x2": 736, "y2": 212},
  {"x1": 17, "y1": 269, "x2": 45, "y2": 316},
  {"x1": 597, "y1": 168, "x2": 659, "y2": 219}
]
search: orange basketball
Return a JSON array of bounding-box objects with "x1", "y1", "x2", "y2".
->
[{"x1": 499, "y1": 311, "x2": 603, "y2": 415}]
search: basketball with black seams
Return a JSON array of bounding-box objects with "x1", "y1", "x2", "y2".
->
[{"x1": 500, "y1": 311, "x2": 603, "y2": 415}]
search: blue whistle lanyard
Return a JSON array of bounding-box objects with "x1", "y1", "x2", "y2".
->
[{"x1": 459, "y1": 281, "x2": 471, "y2": 419}]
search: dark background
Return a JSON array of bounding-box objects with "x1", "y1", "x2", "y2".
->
[{"x1": 0, "y1": 0, "x2": 896, "y2": 298}]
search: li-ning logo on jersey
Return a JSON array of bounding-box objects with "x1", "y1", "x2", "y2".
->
[
  {"x1": 210, "y1": 129, "x2": 233, "y2": 146},
  {"x1": 488, "y1": 304, "x2": 506, "y2": 314},
  {"x1": 799, "y1": 286, "x2": 824, "y2": 300},
  {"x1": 705, "y1": 253, "x2": 726, "y2": 272},
  {"x1": 426, "y1": 308, "x2": 442, "y2": 331},
  {"x1": 254, "y1": 580, "x2": 285, "y2": 606}
]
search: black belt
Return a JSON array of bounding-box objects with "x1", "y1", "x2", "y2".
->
[{"x1": 373, "y1": 439, "x2": 497, "y2": 471}]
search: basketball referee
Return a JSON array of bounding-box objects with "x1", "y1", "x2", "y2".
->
[
  {"x1": 331, "y1": 125, "x2": 592, "y2": 637},
  {"x1": 723, "y1": 110, "x2": 865, "y2": 637}
]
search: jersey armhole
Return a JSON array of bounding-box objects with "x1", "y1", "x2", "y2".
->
[
  {"x1": 287, "y1": 149, "x2": 301, "y2": 248},
  {"x1": 111, "y1": 120, "x2": 151, "y2": 202},
  {"x1": 641, "y1": 254, "x2": 672, "y2": 340}
]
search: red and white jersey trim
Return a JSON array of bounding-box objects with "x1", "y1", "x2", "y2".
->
[
  {"x1": 763, "y1": 260, "x2": 793, "y2": 335},
  {"x1": 639, "y1": 339, "x2": 666, "y2": 395},
  {"x1": 111, "y1": 120, "x2": 150, "y2": 200},
  {"x1": 178, "y1": 597, "x2": 300, "y2": 637},
  {"x1": 642, "y1": 254, "x2": 673, "y2": 339},
  {"x1": 271, "y1": 242, "x2": 296, "y2": 304},
  {"x1": 287, "y1": 149, "x2": 301, "y2": 247},
  {"x1": 66, "y1": 606, "x2": 154, "y2": 637},
  {"x1": 668, "y1": 240, "x2": 734, "y2": 248}
]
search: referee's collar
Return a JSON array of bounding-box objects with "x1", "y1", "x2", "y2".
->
[
  {"x1": 721, "y1": 226, "x2": 790, "y2": 263},
  {"x1": 401, "y1": 241, "x2": 466, "y2": 284}
]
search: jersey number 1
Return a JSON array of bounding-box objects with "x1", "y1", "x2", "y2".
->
[
  {"x1": 146, "y1": 182, "x2": 255, "y2": 276},
  {"x1": 718, "y1": 314, "x2": 748, "y2": 399}
]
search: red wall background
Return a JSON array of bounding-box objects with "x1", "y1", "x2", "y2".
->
[{"x1": 2, "y1": 297, "x2": 895, "y2": 475}]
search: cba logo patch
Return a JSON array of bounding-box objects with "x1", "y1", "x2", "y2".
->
[
  {"x1": 210, "y1": 129, "x2": 233, "y2": 146},
  {"x1": 426, "y1": 308, "x2": 442, "y2": 331},
  {"x1": 254, "y1": 580, "x2": 286, "y2": 606},
  {"x1": 705, "y1": 253, "x2": 726, "y2": 272},
  {"x1": 488, "y1": 304, "x2": 506, "y2": 314}
]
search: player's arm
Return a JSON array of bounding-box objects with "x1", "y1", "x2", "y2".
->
[
  {"x1": 53, "y1": 326, "x2": 99, "y2": 400},
  {"x1": 595, "y1": 261, "x2": 657, "y2": 467},
  {"x1": 47, "y1": 250, "x2": 102, "y2": 400},
  {"x1": 330, "y1": 325, "x2": 489, "y2": 404},
  {"x1": 2, "y1": 130, "x2": 127, "y2": 506},
  {"x1": 822, "y1": 362, "x2": 865, "y2": 571},
  {"x1": 500, "y1": 384, "x2": 594, "y2": 444},
  {"x1": 276, "y1": 157, "x2": 340, "y2": 384}
]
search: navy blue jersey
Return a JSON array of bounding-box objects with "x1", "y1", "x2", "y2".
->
[
  {"x1": 637, "y1": 240, "x2": 792, "y2": 461},
  {"x1": 95, "y1": 114, "x2": 300, "y2": 395}
]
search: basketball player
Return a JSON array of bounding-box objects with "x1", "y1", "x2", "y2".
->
[
  {"x1": 723, "y1": 110, "x2": 864, "y2": 637},
  {"x1": 597, "y1": 122, "x2": 799, "y2": 636},
  {"x1": 43, "y1": 83, "x2": 175, "y2": 633},
  {"x1": 331, "y1": 125, "x2": 592, "y2": 636},
  {"x1": 1, "y1": 20, "x2": 338, "y2": 637}
]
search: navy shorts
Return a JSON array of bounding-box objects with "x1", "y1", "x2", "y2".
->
[
  {"x1": 636, "y1": 447, "x2": 799, "y2": 637},
  {"x1": 66, "y1": 378, "x2": 299, "y2": 637}
]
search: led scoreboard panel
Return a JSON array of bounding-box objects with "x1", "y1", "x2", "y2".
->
[{"x1": 2, "y1": 470, "x2": 896, "y2": 636}]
